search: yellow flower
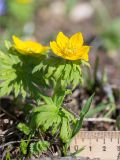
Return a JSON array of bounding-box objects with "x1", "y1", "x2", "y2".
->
[
  {"x1": 50, "y1": 32, "x2": 90, "y2": 61},
  {"x1": 16, "y1": 0, "x2": 32, "y2": 4},
  {"x1": 12, "y1": 36, "x2": 49, "y2": 56}
]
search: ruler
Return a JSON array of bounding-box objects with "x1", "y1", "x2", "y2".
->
[{"x1": 70, "y1": 131, "x2": 120, "y2": 160}]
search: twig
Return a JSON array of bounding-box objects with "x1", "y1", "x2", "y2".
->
[
  {"x1": 0, "y1": 107, "x2": 18, "y2": 121},
  {"x1": 84, "y1": 118, "x2": 116, "y2": 123},
  {"x1": 0, "y1": 126, "x2": 16, "y2": 135},
  {"x1": 0, "y1": 138, "x2": 60, "y2": 149},
  {"x1": 0, "y1": 139, "x2": 39, "y2": 149},
  {"x1": 0, "y1": 113, "x2": 5, "y2": 118},
  {"x1": 0, "y1": 140, "x2": 21, "y2": 149}
]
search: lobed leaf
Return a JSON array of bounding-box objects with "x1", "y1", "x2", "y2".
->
[
  {"x1": 17, "y1": 123, "x2": 31, "y2": 135},
  {"x1": 30, "y1": 97, "x2": 75, "y2": 143},
  {"x1": 20, "y1": 139, "x2": 28, "y2": 155},
  {"x1": 30, "y1": 141, "x2": 50, "y2": 155}
]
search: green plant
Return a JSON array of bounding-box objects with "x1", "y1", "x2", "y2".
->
[
  {"x1": 30, "y1": 141, "x2": 50, "y2": 155},
  {"x1": 0, "y1": 32, "x2": 94, "y2": 158},
  {"x1": 91, "y1": 0, "x2": 120, "y2": 51},
  {"x1": 0, "y1": 0, "x2": 35, "y2": 41},
  {"x1": 101, "y1": 19, "x2": 120, "y2": 50},
  {"x1": 7, "y1": 0, "x2": 34, "y2": 23},
  {"x1": 5, "y1": 151, "x2": 11, "y2": 160},
  {"x1": 83, "y1": 55, "x2": 116, "y2": 118}
]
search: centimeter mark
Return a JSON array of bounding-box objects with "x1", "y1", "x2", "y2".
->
[
  {"x1": 70, "y1": 131, "x2": 120, "y2": 160},
  {"x1": 75, "y1": 131, "x2": 120, "y2": 139}
]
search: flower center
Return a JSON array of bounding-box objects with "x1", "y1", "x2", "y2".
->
[{"x1": 64, "y1": 46, "x2": 76, "y2": 56}]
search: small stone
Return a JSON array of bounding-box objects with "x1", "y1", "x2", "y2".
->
[
  {"x1": 10, "y1": 120, "x2": 13, "y2": 125},
  {"x1": 49, "y1": 1, "x2": 64, "y2": 16},
  {"x1": 3, "y1": 118, "x2": 9, "y2": 124},
  {"x1": 69, "y1": 2, "x2": 94, "y2": 22},
  {"x1": 72, "y1": 89, "x2": 80, "y2": 98}
]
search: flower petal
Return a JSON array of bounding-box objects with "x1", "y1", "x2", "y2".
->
[
  {"x1": 50, "y1": 41, "x2": 62, "y2": 57},
  {"x1": 63, "y1": 45, "x2": 90, "y2": 61},
  {"x1": 12, "y1": 35, "x2": 26, "y2": 54},
  {"x1": 12, "y1": 35, "x2": 23, "y2": 46},
  {"x1": 17, "y1": 0, "x2": 32, "y2": 4},
  {"x1": 12, "y1": 35, "x2": 49, "y2": 56},
  {"x1": 50, "y1": 32, "x2": 90, "y2": 61},
  {"x1": 56, "y1": 32, "x2": 69, "y2": 49},
  {"x1": 69, "y1": 32, "x2": 83, "y2": 48},
  {"x1": 77, "y1": 46, "x2": 90, "y2": 61}
]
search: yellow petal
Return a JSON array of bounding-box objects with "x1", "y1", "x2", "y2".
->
[
  {"x1": 16, "y1": 0, "x2": 32, "y2": 4},
  {"x1": 56, "y1": 32, "x2": 69, "y2": 49},
  {"x1": 24, "y1": 41, "x2": 42, "y2": 52},
  {"x1": 12, "y1": 35, "x2": 23, "y2": 46},
  {"x1": 50, "y1": 41, "x2": 62, "y2": 57},
  {"x1": 12, "y1": 35, "x2": 26, "y2": 54},
  {"x1": 62, "y1": 46, "x2": 90, "y2": 61},
  {"x1": 77, "y1": 46, "x2": 90, "y2": 61},
  {"x1": 69, "y1": 32, "x2": 83, "y2": 48},
  {"x1": 50, "y1": 32, "x2": 90, "y2": 61},
  {"x1": 60, "y1": 55, "x2": 77, "y2": 61},
  {"x1": 12, "y1": 35, "x2": 49, "y2": 56}
]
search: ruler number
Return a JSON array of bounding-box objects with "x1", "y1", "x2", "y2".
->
[
  {"x1": 70, "y1": 131, "x2": 120, "y2": 159},
  {"x1": 74, "y1": 145, "x2": 79, "y2": 151},
  {"x1": 102, "y1": 146, "x2": 106, "y2": 151}
]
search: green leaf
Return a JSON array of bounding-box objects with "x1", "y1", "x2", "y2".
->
[
  {"x1": 61, "y1": 108, "x2": 75, "y2": 122},
  {"x1": 81, "y1": 60, "x2": 90, "y2": 68},
  {"x1": 60, "y1": 117, "x2": 72, "y2": 143},
  {"x1": 30, "y1": 97, "x2": 74, "y2": 143},
  {"x1": 32, "y1": 63, "x2": 43, "y2": 73},
  {"x1": 5, "y1": 151, "x2": 11, "y2": 160},
  {"x1": 45, "y1": 65, "x2": 56, "y2": 78},
  {"x1": 53, "y1": 89, "x2": 71, "y2": 107},
  {"x1": 72, "y1": 93, "x2": 94, "y2": 137},
  {"x1": 17, "y1": 123, "x2": 31, "y2": 135},
  {"x1": 0, "y1": 49, "x2": 47, "y2": 98},
  {"x1": 116, "y1": 116, "x2": 120, "y2": 130},
  {"x1": 31, "y1": 104, "x2": 59, "y2": 130},
  {"x1": 63, "y1": 62, "x2": 72, "y2": 80},
  {"x1": 86, "y1": 103, "x2": 107, "y2": 118},
  {"x1": 20, "y1": 139, "x2": 28, "y2": 155},
  {"x1": 70, "y1": 146, "x2": 85, "y2": 157},
  {"x1": 39, "y1": 94, "x2": 54, "y2": 105},
  {"x1": 54, "y1": 63, "x2": 65, "y2": 79},
  {"x1": 51, "y1": 116, "x2": 61, "y2": 135},
  {"x1": 30, "y1": 141, "x2": 50, "y2": 155},
  {"x1": 64, "y1": 94, "x2": 94, "y2": 154},
  {"x1": 4, "y1": 41, "x2": 12, "y2": 50},
  {"x1": 32, "y1": 57, "x2": 84, "y2": 90},
  {"x1": 69, "y1": 63, "x2": 83, "y2": 88}
]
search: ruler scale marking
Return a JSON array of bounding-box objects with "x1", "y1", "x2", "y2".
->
[{"x1": 70, "y1": 131, "x2": 120, "y2": 160}]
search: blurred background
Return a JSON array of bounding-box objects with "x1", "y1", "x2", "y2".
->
[
  {"x1": 0, "y1": 0, "x2": 120, "y2": 130},
  {"x1": 0, "y1": 0, "x2": 120, "y2": 84}
]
